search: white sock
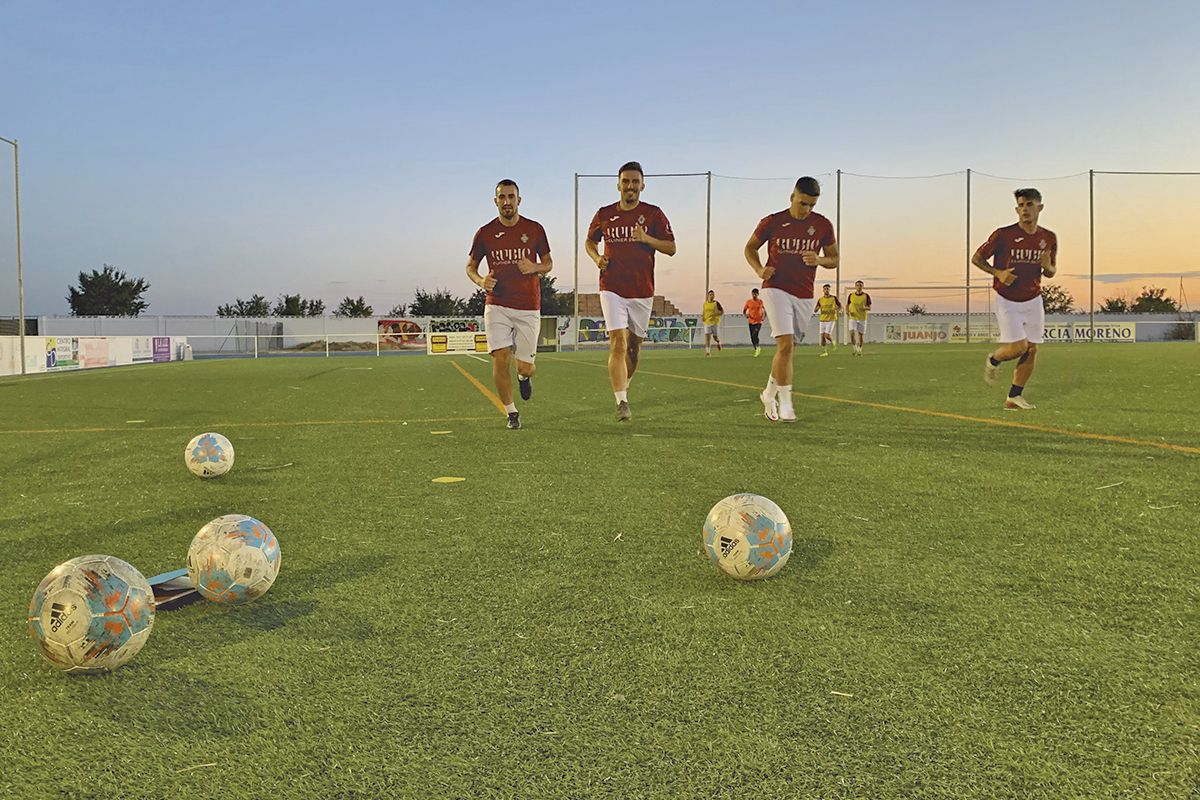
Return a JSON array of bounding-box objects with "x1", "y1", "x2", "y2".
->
[
  {"x1": 764, "y1": 376, "x2": 778, "y2": 399},
  {"x1": 504, "y1": 403, "x2": 517, "y2": 414},
  {"x1": 518, "y1": 375, "x2": 530, "y2": 382},
  {"x1": 778, "y1": 385, "x2": 793, "y2": 404},
  {"x1": 615, "y1": 390, "x2": 628, "y2": 404}
]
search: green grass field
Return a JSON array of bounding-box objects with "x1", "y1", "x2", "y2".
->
[{"x1": 1, "y1": 344, "x2": 1197, "y2": 799}]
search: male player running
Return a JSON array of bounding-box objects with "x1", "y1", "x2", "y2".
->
[
  {"x1": 743, "y1": 288, "x2": 765, "y2": 356},
  {"x1": 466, "y1": 179, "x2": 552, "y2": 429},
  {"x1": 814, "y1": 284, "x2": 840, "y2": 357},
  {"x1": 972, "y1": 188, "x2": 1057, "y2": 410},
  {"x1": 702, "y1": 290, "x2": 723, "y2": 356},
  {"x1": 586, "y1": 161, "x2": 676, "y2": 421},
  {"x1": 846, "y1": 280, "x2": 871, "y2": 355},
  {"x1": 744, "y1": 177, "x2": 838, "y2": 422}
]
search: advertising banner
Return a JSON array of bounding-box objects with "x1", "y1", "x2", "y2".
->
[
  {"x1": 427, "y1": 331, "x2": 489, "y2": 355},
  {"x1": 1043, "y1": 323, "x2": 1136, "y2": 342},
  {"x1": 46, "y1": 337, "x2": 81, "y2": 371},
  {"x1": 79, "y1": 337, "x2": 113, "y2": 369},
  {"x1": 152, "y1": 337, "x2": 172, "y2": 362},
  {"x1": 884, "y1": 323, "x2": 951, "y2": 343},
  {"x1": 132, "y1": 336, "x2": 154, "y2": 362}
]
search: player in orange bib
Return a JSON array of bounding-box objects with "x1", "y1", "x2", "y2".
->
[
  {"x1": 743, "y1": 288, "x2": 765, "y2": 356},
  {"x1": 466, "y1": 179, "x2": 553, "y2": 430}
]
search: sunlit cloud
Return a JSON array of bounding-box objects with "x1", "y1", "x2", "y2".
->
[{"x1": 1065, "y1": 271, "x2": 1200, "y2": 284}]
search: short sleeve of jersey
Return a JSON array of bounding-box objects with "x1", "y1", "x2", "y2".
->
[
  {"x1": 753, "y1": 215, "x2": 772, "y2": 242},
  {"x1": 533, "y1": 222, "x2": 551, "y2": 258},
  {"x1": 469, "y1": 228, "x2": 488, "y2": 263},
  {"x1": 976, "y1": 228, "x2": 1002, "y2": 259},
  {"x1": 652, "y1": 207, "x2": 675, "y2": 242},
  {"x1": 819, "y1": 217, "x2": 836, "y2": 248},
  {"x1": 587, "y1": 210, "x2": 604, "y2": 244}
]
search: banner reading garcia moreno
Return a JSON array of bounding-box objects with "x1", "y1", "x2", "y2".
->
[
  {"x1": 884, "y1": 322, "x2": 951, "y2": 343},
  {"x1": 1043, "y1": 323, "x2": 1136, "y2": 342}
]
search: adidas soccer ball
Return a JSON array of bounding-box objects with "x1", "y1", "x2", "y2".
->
[
  {"x1": 187, "y1": 515, "x2": 281, "y2": 604},
  {"x1": 185, "y1": 432, "x2": 234, "y2": 478},
  {"x1": 703, "y1": 493, "x2": 792, "y2": 580},
  {"x1": 27, "y1": 555, "x2": 156, "y2": 673}
]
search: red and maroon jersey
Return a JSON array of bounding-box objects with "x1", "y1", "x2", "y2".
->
[
  {"x1": 469, "y1": 216, "x2": 551, "y2": 311},
  {"x1": 976, "y1": 224, "x2": 1057, "y2": 302},
  {"x1": 753, "y1": 210, "x2": 836, "y2": 299},
  {"x1": 587, "y1": 202, "x2": 674, "y2": 299}
]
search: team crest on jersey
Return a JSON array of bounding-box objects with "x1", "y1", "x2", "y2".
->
[
  {"x1": 637, "y1": 215, "x2": 645, "y2": 225},
  {"x1": 521, "y1": 233, "x2": 528, "y2": 243},
  {"x1": 1039, "y1": 239, "x2": 1047, "y2": 248},
  {"x1": 807, "y1": 226, "x2": 816, "y2": 236}
]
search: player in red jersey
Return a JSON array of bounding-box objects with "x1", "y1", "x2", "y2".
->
[
  {"x1": 972, "y1": 188, "x2": 1057, "y2": 410},
  {"x1": 743, "y1": 176, "x2": 839, "y2": 422},
  {"x1": 586, "y1": 161, "x2": 676, "y2": 422},
  {"x1": 466, "y1": 179, "x2": 553, "y2": 429}
]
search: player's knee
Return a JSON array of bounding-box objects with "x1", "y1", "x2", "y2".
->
[
  {"x1": 517, "y1": 360, "x2": 535, "y2": 377},
  {"x1": 491, "y1": 348, "x2": 512, "y2": 366}
]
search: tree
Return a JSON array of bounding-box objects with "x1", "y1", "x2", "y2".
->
[
  {"x1": 408, "y1": 288, "x2": 467, "y2": 316},
  {"x1": 1040, "y1": 283, "x2": 1076, "y2": 314},
  {"x1": 1098, "y1": 295, "x2": 1129, "y2": 313},
  {"x1": 217, "y1": 294, "x2": 270, "y2": 317},
  {"x1": 272, "y1": 294, "x2": 325, "y2": 316},
  {"x1": 334, "y1": 296, "x2": 374, "y2": 317},
  {"x1": 1129, "y1": 285, "x2": 1179, "y2": 313},
  {"x1": 387, "y1": 303, "x2": 407, "y2": 317},
  {"x1": 464, "y1": 289, "x2": 487, "y2": 315},
  {"x1": 540, "y1": 274, "x2": 572, "y2": 315},
  {"x1": 906, "y1": 304, "x2": 927, "y2": 315},
  {"x1": 66, "y1": 265, "x2": 150, "y2": 316}
]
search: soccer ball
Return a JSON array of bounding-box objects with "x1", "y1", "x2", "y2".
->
[
  {"x1": 703, "y1": 494, "x2": 792, "y2": 580},
  {"x1": 27, "y1": 555, "x2": 156, "y2": 673},
  {"x1": 185, "y1": 432, "x2": 234, "y2": 478},
  {"x1": 187, "y1": 515, "x2": 281, "y2": 604}
]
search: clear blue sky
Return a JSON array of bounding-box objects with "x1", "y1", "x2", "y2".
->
[{"x1": 2, "y1": 0, "x2": 1197, "y2": 316}]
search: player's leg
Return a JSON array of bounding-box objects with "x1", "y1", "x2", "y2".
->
[
  {"x1": 985, "y1": 296, "x2": 1030, "y2": 385},
  {"x1": 485, "y1": 305, "x2": 518, "y2": 417},
  {"x1": 705, "y1": 331, "x2": 712, "y2": 355},
  {"x1": 758, "y1": 289, "x2": 795, "y2": 421},
  {"x1": 624, "y1": 298, "x2": 651, "y2": 382},
  {"x1": 513, "y1": 310, "x2": 538, "y2": 402},
  {"x1": 1006, "y1": 301, "x2": 1043, "y2": 409}
]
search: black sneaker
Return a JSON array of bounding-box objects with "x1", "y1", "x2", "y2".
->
[
  {"x1": 615, "y1": 401, "x2": 632, "y2": 422},
  {"x1": 519, "y1": 377, "x2": 532, "y2": 401},
  {"x1": 506, "y1": 412, "x2": 521, "y2": 430}
]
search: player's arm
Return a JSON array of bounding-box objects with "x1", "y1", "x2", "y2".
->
[
  {"x1": 518, "y1": 253, "x2": 553, "y2": 275},
  {"x1": 466, "y1": 257, "x2": 495, "y2": 291},
  {"x1": 585, "y1": 238, "x2": 609, "y2": 270},
  {"x1": 631, "y1": 227, "x2": 676, "y2": 256},
  {"x1": 865, "y1": 293, "x2": 871, "y2": 310},
  {"x1": 803, "y1": 241, "x2": 839, "y2": 269},
  {"x1": 744, "y1": 234, "x2": 774, "y2": 279},
  {"x1": 1040, "y1": 243, "x2": 1057, "y2": 278},
  {"x1": 971, "y1": 233, "x2": 1015, "y2": 284}
]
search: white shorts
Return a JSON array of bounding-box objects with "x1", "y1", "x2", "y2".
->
[
  {"x1": 849, "y1": 319, "x2": 866, "y2": 334},
  {"x1": 994, "y1": 294, "x2": 1045, "y2": 344},
  {"x1": 760, "y1": 288, "x2": 809, "y2": 343},
  {"x1": 600, "y1": 291, "x2": 653, "y2": 339},
  {"x1": 819, "y1": 321, "x2": 836, "y2": 337},
  {"x1": 704, "y1": 323, "x2": 719, "y2": 336},
  {"x1": 484, "y1": 304, "x2": 539, "y2": 362}
]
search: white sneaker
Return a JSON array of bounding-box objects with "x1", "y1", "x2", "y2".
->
[
  {"x1": 778, "y1": 398, "x2": 797, "y2": 423},
  {"x1": 760, "y1": 390, "x2": 779, "y2": 422},
  {"x1": 983, "y1": 355, "x2": 998, "y2": 385},
  {"x1": 1004, "y1": 395, "x2": 1036, "y2": 410}
]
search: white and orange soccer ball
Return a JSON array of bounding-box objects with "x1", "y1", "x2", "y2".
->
[
  {"x1": 187, "y1": 515, "x2": 281, "y2": 604},
  {"x1": 185, "y1": 432, "x2": 235, "y2": 478},
  {"x1": 27, "y1": 555, "x2": 156, "y2": 673},
  {"x1": 703, "y1": 493, "x2": 792, "y2": 580}
]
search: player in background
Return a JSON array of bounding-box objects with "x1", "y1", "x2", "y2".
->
[
  {"x1": 744, "y1": 288, "x2": 765, "y2": 356},
  {"x1": 814, "y1": 284, "x2": 841, "y2": 357},
  {"x1": 466, "y1": 179, "x2": 553, "y2": 430},
  {"x1": 586, "y1": 161, "x2": 676, "y2": 421},
  {"x1": 846, "y1": 280, "x2": 871, "y2": 355},
  {"x1": 744, "y1": 176, "x2": 839, "y2": 422},
  {"x1": 972, "y1": 188, "x2": 1057, "y2": 410},
  {"x1": 702, "y1": 290, "x2": 723, "y2": 356}
]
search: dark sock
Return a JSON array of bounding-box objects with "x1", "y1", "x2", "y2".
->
[
  {"x1": 989, "y1": 355, "x2": 1001, "y2": 367},
  {"x1": 1009, "y1": 384, "x2": 1023, "y2": 398}
]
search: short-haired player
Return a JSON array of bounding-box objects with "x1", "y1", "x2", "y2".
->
[
  {"x1": 744, "y1": 288, "x2": 765, "y2": 357},
  {"x1": 586, "y1": 161, "x2": 676, "y2": 422},
  {"x1": 702, "y1": 290, "x2": 723, "y2": 356},
  {"x1": 846, "y1": 280, "x2": 871, "y2": 355},
  {"x1": 744, "y1": 176, "x2": 839, "y2": 422},
  {"x1": 466, "y1": 179, "x2": 553, "y2": 429},
  {"x1": 972, "y1": 188, "x2": 1057, "y2": 410},
  {"x1": 814, "y1": 284, "x2": 840, "y2": 357}
]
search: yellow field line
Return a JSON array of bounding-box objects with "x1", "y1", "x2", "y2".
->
[
  {"x1": 450, "y1": 359, "x2": 505, "y2": 414},
  {"x1": 549, "y1": 358, "x2": 1200, "y2": 456},
  {"x1": 0, "y1": 416, "x2": 495, "y2": 436}
]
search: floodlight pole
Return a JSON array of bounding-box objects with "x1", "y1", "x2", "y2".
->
[
  {"x1": 835, "y1": 169, "x2": 841, "y2": 345},
  {"x1": 0, "y1": 136, "x2": 24, "y2": 375},
  {"x1": 1088, "y1": 169, "x2": 1095, "y2": 341},
  {"x1": 573, "y1": 172, "x2": 579, "y2": 352},
  {"x1": 965, "y1": 168, "x2": 971, "y2": 344},
  {"x1": 704, "y1": 171, "x2": 712, "y2": 294}
]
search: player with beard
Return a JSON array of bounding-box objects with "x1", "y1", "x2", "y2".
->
[
  {"x1": 744, "y1": 176, "x2": 839, "y2": 422},
  {"x1": 586, "y1": 161, "x2": 676, "y2": 422},
  {"x1": 466, "y1": 179, "x2": 552, "y2": 429}
]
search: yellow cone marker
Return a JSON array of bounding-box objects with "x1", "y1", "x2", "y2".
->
[{"x1": 431, "y1": 477, "x2": 465, "y2": 484}]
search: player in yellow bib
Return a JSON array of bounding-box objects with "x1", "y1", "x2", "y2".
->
[
  {"x1": 845, "y1": 280, "x2": 871, "y2": 355},
  {"x1": 813, "y1": 284, "x2": 840, "y2": 356},
  {"x1": 702, "y1": 290, "x2": 723, "y2": 356}
]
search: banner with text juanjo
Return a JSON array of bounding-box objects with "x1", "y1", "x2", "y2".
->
[
  {"x1": 884, "y1": 323, "x2": 951, "y2": 343},
  {"x1": 1043, "y1": 323, "x2": 1136, "y2": 342}
]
